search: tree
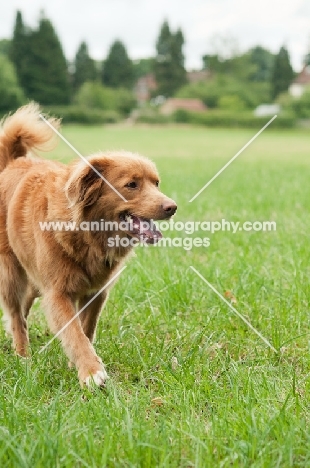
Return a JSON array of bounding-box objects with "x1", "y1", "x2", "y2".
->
[
  {"x1": 304, "y1": 37, "x2": 310, "y2": 66},
  {"x1": 171, "y1": 29, "x2": 187, "y2": 89},
  {"x1": 73, "y1": 41, "x2": 97, "y2": 90},
  {"x1": 248, "y1": 46, "x2": 274, "y2": 82},
  {"x1": 153, "y1": 21, "x2": 172, "y2": 96},
  {"x1": 204, "y1": 49, "x2": 247, "y2": 75},
  {"x1": 102, "y1": 40, "x2": 134, "y2": 89},
  {"x1": 0, "y1": 39, "x2": 11, "y2": 56},
  {"x1": 153, "y1": 21, "x2": 187, "y2": 97},
  {"x1": 9, "y1": 11, "x2": 29, "y2": 90},
  {"x1": 202, "y1": 33, "x2": 240, "y2": 74},
  {"x1": 202, "y1": 54, "x2": 223, "y2": 73},
  {"x1": 203, "y1": 51, "x2": 258, "y2": 82},
  {"x1": 21, "y1": 14, "x2": 70, "y2": 104},
  {"x1": 271, "y1": 46, "x2": 294, "y2": 99},
  {"x1": 133, "y1": 58, "x2": 154, "y2": 80},
  {"x1": 0, "y1": 54, "x2": 24, "y2": 113}
]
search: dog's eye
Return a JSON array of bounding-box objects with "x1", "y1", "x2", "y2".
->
[
  {"x1": 125, "y1": 181, "x2": 138, "y2": 189},
  {"x1": 155, "y1": 180, "x2": 159, "y2": 187}
]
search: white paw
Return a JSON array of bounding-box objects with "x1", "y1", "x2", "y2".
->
[{"x1": 85, "y1": 369, "x2": 109, "y2": 388}]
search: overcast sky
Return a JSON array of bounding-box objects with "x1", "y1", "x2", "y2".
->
[{"x1": 1, "y1": 0, "x2": 309, "y2": 71}]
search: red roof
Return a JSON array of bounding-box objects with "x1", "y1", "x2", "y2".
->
[
  {"x1": 160, "y1": 98, "x2": 207, "y2": 115},
  {"x1": 134, "y1": 74, "x2": 157, "y2": 102},
  {"x1": 292, "y1": 66, "x2": 310, "y2": 85},
  {"x1": 187, "y1": 70, "x2": 210, "y2": 83}
]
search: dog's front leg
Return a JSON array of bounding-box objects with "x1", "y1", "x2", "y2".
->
[
  {"x1": 43, "y1": 291, "x2": 108, "y2": 387},
  {"x1": 79, "y1": 291, "x2": 108, "y2": 344}
]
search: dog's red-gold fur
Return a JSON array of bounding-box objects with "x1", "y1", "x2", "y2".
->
[{"x1": 0, "y1": 103, "x2": 177, "y2": 387}]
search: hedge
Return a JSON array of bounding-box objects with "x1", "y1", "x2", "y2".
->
[
  {"x1": 172, "y1": 109, "x2": 296, "y2": 128},
  {"x1": 42, "y1": 106, "x2": 121, "y2": 124}
]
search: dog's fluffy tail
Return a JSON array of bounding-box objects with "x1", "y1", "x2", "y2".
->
[{"x1": 0, "y1": 102, "x2": 60, "y2": 173}]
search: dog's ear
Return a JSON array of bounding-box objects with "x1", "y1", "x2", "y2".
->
[{"x1": 65, "y1": 162, "x2": 104, "y2": 208}]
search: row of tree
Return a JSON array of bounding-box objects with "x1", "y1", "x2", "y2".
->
[
  {"x1": 0, "y1": 10, "x2": 303, "y2": 114},
  {"x1": 203, "y1": 44, "x2": 295, "y2": 99},
  {"x1": 4, "y1": 11, "x2": 187, "y2": 108}
]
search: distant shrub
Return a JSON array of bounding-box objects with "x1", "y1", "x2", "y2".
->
[
  {"x1": 75, "y1": 82, "x2": 136, "y2": 116},
  {"x1": 218, "y1": 95, "x2": 246, "y2": 111},
  {"x1": 173, "y1": 109, "x2": 191, "y2": 123},
  {"x1": 114, "y1": 87, "x2": 137, "y2": 115},
  {"x1": 277, "y1": 88, "x2": 310, "y2": 119},
  {"x1": 176, "y1": 75, "x2": 271, "y2": 109}
]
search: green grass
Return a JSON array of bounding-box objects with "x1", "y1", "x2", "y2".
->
[{"x1": 1, "y1": 124, "x2": 310, "y2": 467}]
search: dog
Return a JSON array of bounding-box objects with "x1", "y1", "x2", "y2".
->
[{"x1": 0, "y1": 103, "x2": 177, "y2": 387}]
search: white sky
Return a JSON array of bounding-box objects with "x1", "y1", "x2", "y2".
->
[{"x1": 1, "y1": 0, "x2": 309, "y2": 71}]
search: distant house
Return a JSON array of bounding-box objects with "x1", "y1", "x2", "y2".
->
[
  {"x1": 187, "y1": 70, "x2": 210, "y2": 84},
  {"x1": 134, "y1": 74, "x2": 157, "y2": 104},
  {"x1": 289, "y1": 65, "x2": 310, "y2": 97},
  {"x1": 134, "y1": 70, "x2": 210, "y2": 104},
  {"x1": 160, "y1": 98, "x2": 207, "y2": 115},
  {"x1": 254, "y1": 104, "x2": 281, "y2": 117}
]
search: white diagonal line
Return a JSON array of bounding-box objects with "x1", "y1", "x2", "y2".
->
[
  {"x1": 39, "y1": 266, "x2": 127, "y2": 353},
  {"x1": 189, "y1": 115, "x2": 277, "y2": 203},
  {"x1": 190, "y1": 266, "x2": 278, "y2": 353},
  {"x1": 39, "y1": 114, "x2": 127, "y2": 202}
]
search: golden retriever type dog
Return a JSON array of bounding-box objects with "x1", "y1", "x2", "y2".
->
[{"x1": 0, "y1": 103, "x2": 177, "y2": 387}]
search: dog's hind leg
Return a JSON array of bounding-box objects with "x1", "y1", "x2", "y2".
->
[
  {"x1": 0, "y1": 253, "x2": 30, "y2": 357},
  {"x1": 23, "y1": 283, "x2": 39, "y2": 319}
]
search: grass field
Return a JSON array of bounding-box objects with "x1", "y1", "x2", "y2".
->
[{"x1": 1, "y1": 123, "x2": 310, "y2": 467}]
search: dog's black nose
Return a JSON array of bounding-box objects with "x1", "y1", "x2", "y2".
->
[{"x1": 162, "y1": 200, "x2": 177, "y2": 216}]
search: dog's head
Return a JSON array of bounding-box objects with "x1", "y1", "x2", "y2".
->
[{"x1": 65, "y1": 151, "x2": 177, "y2": 244}]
